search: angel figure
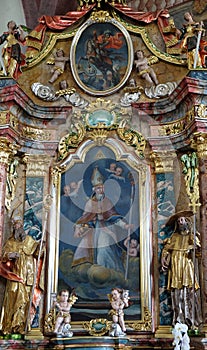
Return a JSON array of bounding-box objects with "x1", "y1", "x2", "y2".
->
[
  {"x1": 47, "y1": 49, "x2": 69, "y2": 83},
  {"x1": 134, "y1": 50, "x2": 159, "y2": 86},
  {"x1": 44, "y1": 289, "x2": 78, "y2": 337},
  {"x1": 108, "y1": 288, "x2": 129, "y2": 337}
]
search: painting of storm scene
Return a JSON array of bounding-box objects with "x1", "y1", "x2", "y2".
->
[{"x1": 73, "y1": 22, "x2": 130, "y2": 94}]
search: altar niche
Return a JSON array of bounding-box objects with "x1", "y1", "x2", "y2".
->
[{"x1": 48, "y1": 142, "x2": 152, "y2": 332}]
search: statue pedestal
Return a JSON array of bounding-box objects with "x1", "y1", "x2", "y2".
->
[{"x1": 25, "y1": 328, "x2": 44, "y2": 340}]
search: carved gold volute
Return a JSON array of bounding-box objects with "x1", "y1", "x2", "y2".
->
[
  {"x1": 129, "y1": 307, "x2": 152, "y2": 331},
  {"x1": 117, "y1": 121, "x2": 146, "y2": 159},
  {"x1": 58, "y1": 122, "x2": 86, "y2": 161}
]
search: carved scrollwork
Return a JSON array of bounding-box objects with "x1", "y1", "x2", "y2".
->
[
  {"x1": 22, "y1": 126, "x2": 51, "y2": 141},
  {"x1": 51, "y1": 165, "x2": 66, "y2": 187},
  {"x1": 117, "y1": 121, "x2": 146, "y2": 158},
  {"x1": 58, "y1": 122, "x2": 86, "y2": 160},
  {"x1": 159, "y1": 119, "x2": 186, "y2": 136},
  {"x1": 128, "y1": 307, "x2": 152, "y2": 332},
  {"x1": 44, "y1": 308, "x2": 56, "y2": 335}
]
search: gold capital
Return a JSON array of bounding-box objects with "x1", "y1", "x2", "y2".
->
[
  {"x1": 0, "y1": 137, "x2": 19, "y2": 166},
  {"x1": 150, "y1": 150, "x2": 177, "y2": 173},
  {"x1": 191, "y1": 133, "x2": 207, "y2": 159},
  {"x1": 23, "y1": 154, "x2": 52, "y2": 177}
]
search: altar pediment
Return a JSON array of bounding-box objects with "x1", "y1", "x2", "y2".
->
[{"x1": 13, "y1": 0, "x2": 192, "y2": 110}]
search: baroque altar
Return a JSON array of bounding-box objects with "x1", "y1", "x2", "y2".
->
[{"x1": 0, "y1": 0, "x2": 207, "y2": 349}]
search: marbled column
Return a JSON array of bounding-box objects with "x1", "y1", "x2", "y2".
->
[
  {"x1": 0, "y1": 138, "x2": 17, "y2": 254},
  {"x1": 23, "y1": 154, "x2": 52, "y2": 335},
  {"x1": 151, "y1": 151, "x2": 177, "y2": 327},
  {"x1": 194, "y1": 133, "x2": 207, "y2": 327}
]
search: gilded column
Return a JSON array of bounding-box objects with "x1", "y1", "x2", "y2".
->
[
  {"x1": 151, "y1": 150, "x2": 177, "y2": 337},
  {"x1": 46, "y1": 165, "x2": 62, "y2": 312},
  {"x1": 0, "y1": 137, "x2": 18, "y2": 253},
  {"x1": 192, "y1": 133, "x2": 207, "y2": 330}
]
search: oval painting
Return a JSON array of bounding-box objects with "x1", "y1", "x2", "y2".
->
[{"x1": 70, "y1": 19, "x2": 133, "y2": 96}]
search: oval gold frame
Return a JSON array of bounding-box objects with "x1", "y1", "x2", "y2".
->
[{"x1": 70, "y1": 18, "x2": 133, "y2": 96}]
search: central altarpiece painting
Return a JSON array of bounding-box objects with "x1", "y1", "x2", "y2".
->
[{"x1": 56, "y1": 143, "x2": 151, "y2": 323}]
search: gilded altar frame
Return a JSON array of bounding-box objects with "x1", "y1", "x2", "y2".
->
[{"x1": 47, "y1": 122, "x2": 153, "y2": 332}]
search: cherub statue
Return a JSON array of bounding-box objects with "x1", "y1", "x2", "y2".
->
[
  {"x1": 47, "y1": 49, "x2": 69, "y2": 83},
  {"x1": 108, "y1": 288, "x2": 130, "y2": 337},
  {"x1": 134, "y1": 50, "x2": 159, "y2": 86},
  {"x1": 44, "y1": 289, "x2": 78, "y2": 337}
]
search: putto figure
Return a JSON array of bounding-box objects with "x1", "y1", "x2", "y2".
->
[
  {"x1": 108, "y1": 288, "x2": 129, "y2": 336},
  {"x1": 47, "y1": 49, "x2": 69, "y2": 84},
  {"x1": 52, "y1": 289, "x2": 78, "y2": 337},
  {"x1": 134, "y1": 50, "x2": 159, "y2": 87}
]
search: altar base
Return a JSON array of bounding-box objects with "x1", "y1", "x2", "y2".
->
[{"x1": 0, "y1": 335, "x2": 205, "y2": 349}]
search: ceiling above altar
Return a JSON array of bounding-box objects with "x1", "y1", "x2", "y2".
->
[{"x1": 20, "y1": 0, "x2": 206, "y2": 30}]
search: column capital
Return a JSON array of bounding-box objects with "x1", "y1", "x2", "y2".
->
[
  {"x1": 150, "y1": 150, "x2": 177, "y2": 173},
  {"x1": 0, "y1": 137, "x2": 19, "y2": 166},
  {"x1": 23, "y1": 154, "x2": 53, "y2": 177},
  {"x1": 51, "y1": 165, "x2": 65, "y2": 188},
  {"x1": 191, "y1": 133, "x2": 207, "y2": 159}
]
